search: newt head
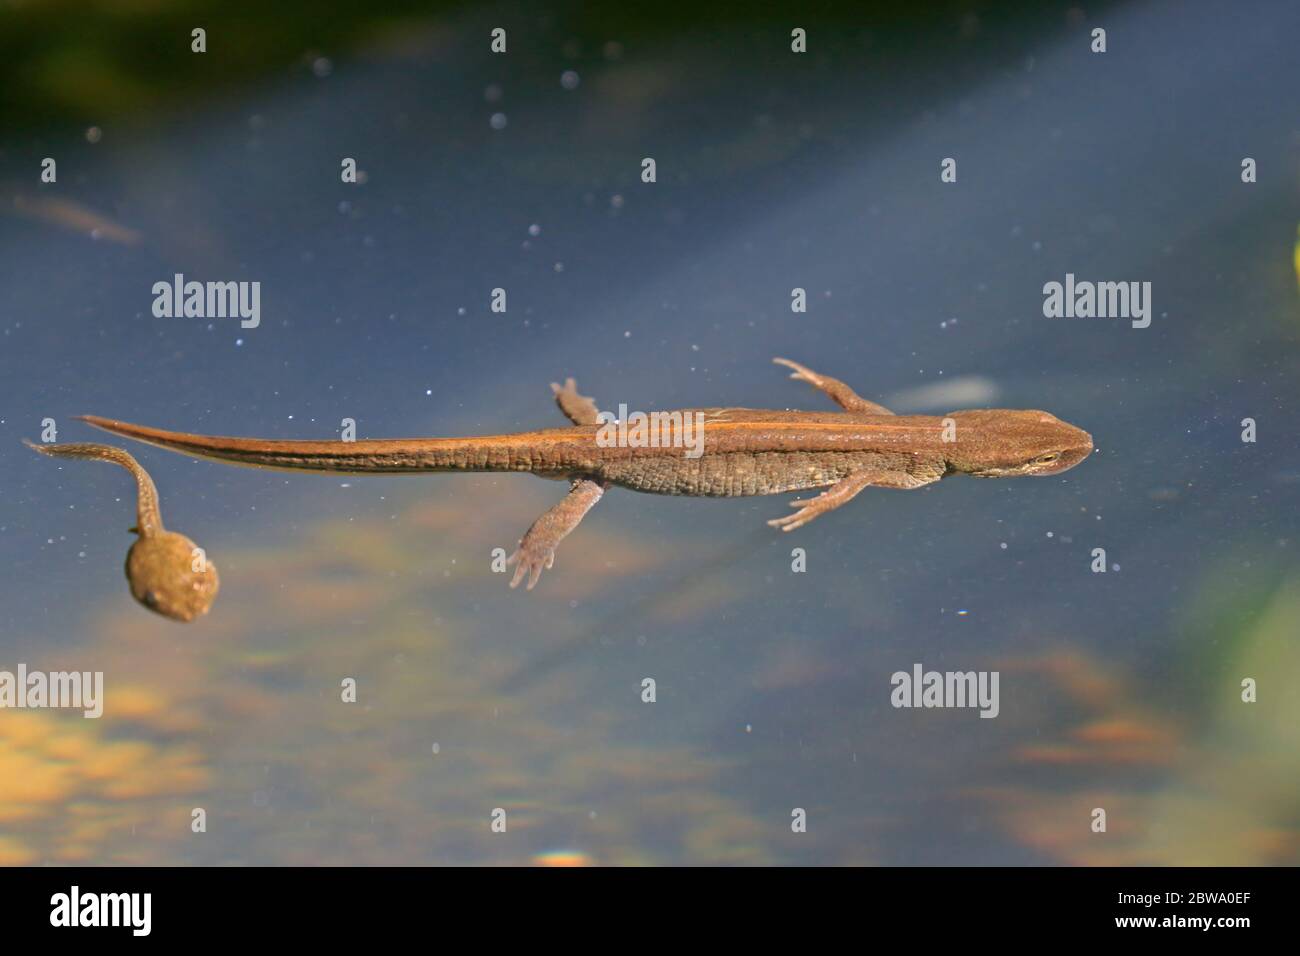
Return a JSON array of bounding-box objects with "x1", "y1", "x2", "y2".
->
[{"x1": 944, "y1": 409, "x2": 1093, "y2": 478}]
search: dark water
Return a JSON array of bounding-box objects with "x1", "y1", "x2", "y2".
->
[{"x1": 1, "y1": 0, "x2": 1298, "y2": 864}]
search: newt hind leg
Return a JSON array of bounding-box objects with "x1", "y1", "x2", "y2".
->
[
  {"x1": 550, "y1": 377, "x2": 601, "y2": 426},
  {"x1": 508, "y1": 477, "x2": 607, "y2": 589},
  {"x1": 772, "y1": 357, "x2": 895, "y2": 415}
]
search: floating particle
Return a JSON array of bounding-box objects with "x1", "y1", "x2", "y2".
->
[
  {"x1": 560, "y1": 70, "x2": 580, "y2": 90},
  {"x1": 489, "y1": 113, "x2": 508, "y2": 130}
]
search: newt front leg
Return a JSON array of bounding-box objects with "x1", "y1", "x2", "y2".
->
[
  {"x1": 508, "y1": 478, "x2": 607, "y2": 589},
  {"x1": 767, "y1": 467, "x2": 940, "y2": 531}
]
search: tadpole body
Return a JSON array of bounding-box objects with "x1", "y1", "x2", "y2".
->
[{"x1": 27, "y1": 441, "x2": 219, "y2": 622}]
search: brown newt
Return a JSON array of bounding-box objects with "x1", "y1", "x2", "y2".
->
[{"x1": 74, "y1": 358, "x2": 1092, "y2": 589}]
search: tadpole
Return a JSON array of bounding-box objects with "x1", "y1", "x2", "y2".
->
[{"x1": 27, "y1": 441, "x2": 220, "y2": 622}]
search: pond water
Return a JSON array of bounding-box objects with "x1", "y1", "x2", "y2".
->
[{"x1": 1, "y1": 0, "x2": 1297, "y2": 865}]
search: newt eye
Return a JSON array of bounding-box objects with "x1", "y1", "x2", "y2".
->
[{"x1": 1035, "y1": 452, "x2": 1060, "y2": 464}]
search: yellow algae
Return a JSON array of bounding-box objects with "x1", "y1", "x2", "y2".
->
[
  {"x1": 1294, "y1": 223, "x2": 1300, "y2": 294},
  {"x1": 79, "y1": 740, "x2": 154, "y2": 782},
  {"x1": 54, "y1": 844, "x2": 94, "y2": 862},
  {"x1": 0, "y1": 710, "x2": 58, "y2": 747},
  {"x1": 41, "y1": 732, "x2": 97, "y2": 761},
  {"x1": 0, "y1": 837, "x2": 36, "y2": 866},
  {"x1": 1072, "y1": 718, "x2": 1176, "y2": 747},
  {"x1": 103, "y1": 685, "x2": 169, "y2": 721},
  {"x1": 533, "y1": 849, "x2": 595, "y2": 867},
  {"x1": 0, "y1": 742, "x2": 78, "y2": 805}
]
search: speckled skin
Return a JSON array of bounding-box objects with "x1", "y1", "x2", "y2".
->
[
  {"x1": 125, "y1": 529, "x2": 219, "y2": 622},
  {"x1": 75, "y1": 359, "x2": 1092, "y2": 589}
]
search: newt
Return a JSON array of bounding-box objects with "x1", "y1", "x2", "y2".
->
[{"x1": 74, "y1": 358, "x2": 1093, "y2": 590}]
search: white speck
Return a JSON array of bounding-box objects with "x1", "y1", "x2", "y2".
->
[
  {"x1": 426, "y1": 389, "x2": 432, "y2": 396},
  {"x1": 553, "y1": 261, "x2": 564, "y2": 272},
  {"x1": 235, "y1": 338, "x2": 244, "y2": 347},
  {"x1": 457, "y1": 307, "x2": 466, "y2": 316},
  {"x1": 489, "y1": 112, "x2": 508, "y2": 130},
  {"x1": 85, "y1": 126, "x2": 102, "y2": 144},
  {"x1": 610, "y1": 194, "x2": 624, "y2": 209},
  {"x1": 560, "y1": 70, "x2": 580, "y2": 90},
  {"x1": 956, "y1": 609, "x2": 970, "y2": 616},
  {"x1": 744, "y1": 724, "x2": 752, "y2": 733},
  {"x1": 312, "y1": 57, "x2": 333, "y2": 78},
  {"x1": 999, "y1": 542, "x2": 1007, "y2": 549},
  {"x1": 431, "y1": 742, "x2": 440, "y2": 755},
  {"x1": 1046, "y1": 531, "x2": 1054, "y2": 538},
  {"x1": 528, "y1": 223, "x2": 541, "y2": 236}
]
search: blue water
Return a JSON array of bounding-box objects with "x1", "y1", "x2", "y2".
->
[{"x1": 1, "y1": 0, "x2": 1297, "y2": 864}]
